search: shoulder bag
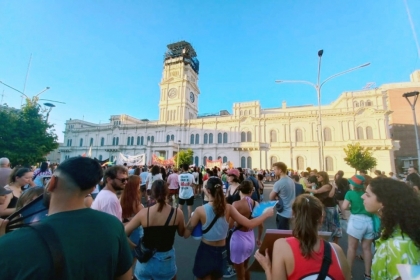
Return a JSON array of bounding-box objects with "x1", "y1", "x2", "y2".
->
[{"x1": 317, "y1": 240, "x2": 332, "y2": 280}]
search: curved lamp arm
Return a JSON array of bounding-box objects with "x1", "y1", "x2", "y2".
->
[
  {"x1": 320, "y1": 63, "x2": 370, "y2": 89},
  {"x1": 275, "y1": 80, "x2": 317, "y2": 89}
]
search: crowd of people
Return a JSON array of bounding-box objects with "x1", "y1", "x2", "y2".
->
[{"x1": 0, "y1": 155, "x2": 419, "y2": 280}]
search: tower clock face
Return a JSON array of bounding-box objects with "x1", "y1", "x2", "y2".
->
[
  {"x1": 190, "y1": 92, "x2": 195, "y2": 103},
  {"x1": 168, "y1": 88, "x2": 177, "y2": 98}
]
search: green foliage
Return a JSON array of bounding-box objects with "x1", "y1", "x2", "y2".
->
[
  {"x1": 174, "y1": 149, "x2": 194, "y2": 167},
  {"x1": 343, "y1": 143, "x2": 377, "y2": 173},
  {"x1": 0, "y1": 100, "x2": 58, "y2": 166}
]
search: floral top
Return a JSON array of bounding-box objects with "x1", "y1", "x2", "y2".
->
[{"x1": 372, "y1": 228, "x2": 420, "y2": 280}]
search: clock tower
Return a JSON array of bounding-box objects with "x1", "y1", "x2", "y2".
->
[{"x1": 159, "y1": 41, "x2": 200, "y2": 123}]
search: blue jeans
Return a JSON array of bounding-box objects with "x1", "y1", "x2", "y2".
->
[
  {"x1": 135, "y1": 248, "x2": 176, "y2": 280},
  {"x1": 129, "y1": 226, "x2": 144, "y2": 257}
]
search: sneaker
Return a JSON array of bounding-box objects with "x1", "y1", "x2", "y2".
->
[{"x1": 223, "y1": 267, "x2": 236, "y2": 278}]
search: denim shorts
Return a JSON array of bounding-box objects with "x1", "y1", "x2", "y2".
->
[
  {"x1": 193, "y1": 241, "x2": 226, "y2": 279},
  {"x1": 347, "y1": 214, "x2": 375, "y2": 240},
  {"x1": 134, "y1": 248, "x2": 176, "y2": 280}
]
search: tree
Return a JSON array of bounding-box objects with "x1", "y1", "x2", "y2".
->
[
  {"x1": 174, "y1": 149, "x2": 194, "y2": 167},
  {"x1": 343, "y1": 143, "x2": 377, "y2": 173},
  {"x1": 0, "y1": 100, "x2": 58, "y2": 166}
]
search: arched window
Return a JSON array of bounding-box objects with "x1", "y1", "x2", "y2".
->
[
  {"x1": 137, "y1": 136, "x2": 140, "y2": 145},
  {"x1": 127, "y1": 137, "x2": 131, "y2": 145},
  {"x1": 98, "y1": 155, "x2": 102, "y2": 161},
  {"x1": 218, "y1": 156, "x2": 222, "y2": 160},
  {"x1": 217, "y1": 133, "x2": 222, "y2": 143},
  {"x1": 366, "y1": 100, "x2": 372, "y2": 106},
  {"x1": 223, "y1": 156, "x2": 227, "y2": 163},
  {"x1": 270, "y1": 156, "x2": 278, "y2": 167},
  {"x1": 241, "y1": 132, "x2": 246, "y2": 142},
  {"x1": 89, "y1": 138, "x2": 94, "y2": 146},
  {"x1": 244, "y1": 110, "x2": 248, "y2": 116},
  {"x1": 110, "y1": 155, "x2": 114, "y2": 162},
  {"x1": 325, "y1": 156, "x2": 334, "y2": 171},
  {"x1": 247, "y1": 157, "x2": 252, "y2": 169},
  {"x1": 131, "y1": 137, "x2": 134, "y2": 145},
  {"x1": 100, "y1": 137, "x2": 104, "y2": 146},
  {"x1": 112, "y1": 137, "x2": 116, "y2": 145},
  {"x1": 249, "y1": 109, "x2": 252, "y2": 115},
  {"x1": 203, "y1": 156, "x2": 207, "y2": 165},
  {"x1": 366, "y1": 126, "x2": 373, "y2": 139},
  {"x1": 190, "y1": 134, "x2": 194, "y2": 144},
  {"x1": 204, "y1": 133, "x2": 208, "y2": 144},
  {"x1": 357, "y1": 127, "x2": 364, "y2": 140},
  {"x1": 297, "y1": 156, "x2": 304, "y2": 170},
  {"x1": 166, "y1": 135, "x2": 170, "y2": 143},
  {"x1": 223, "y1": 132, "x2": 228, "y2": 143},
  {"x1": 195, "y1": 134, "x2": 199, "y2": 144},
  {"x1": 140, "y1": 136, "x2": 144, "y2": 145},
  {"x1": 171, "y1": 135, "x2": 174, "y2": 141},
  {"x1": 296, "y1": 129, "x2": 303, "y2": 142},
  {"x1": 247, "y1": 131, "x2": 252, "y2": 142},
  {"x1": 360, "y1": 100, "x2": 365, "y2": 107},
  {"x1": 354, "y1": 101, "x2": 359, "y2": 107},
  {"x1": 240, "y1": 110, "x2": 243, "y2": 116},
  {"x1": 241, "y1": 156, "x2": 246, "y2": 168},
  {"x1": 209, "y1": 133, "x2": 213, "y2": 144},
  {"x1": 116, "y1": 137, "x2": 119, "y2": 145},
  {"x1": 270, "y1": 130, "x2": 277, "y2": 143},
  {"x1": 151, "y1": 136, "x2": 154, "y2": 143},
  {"x1": 70, "y1": 139, "x2": 72, "y2": 146},
  {"x1": 194, "y1": 156, "x2": 199, "y2": 167},
  {"x1": 209, "y1": 156, "x2": 213, "y2": 161},
  {"x1": 147, "y1": 136, "x2": 150, "y2": 142},
  {"x1": 79, "y1": 138, "x2": 83, "y2": 147},
  {"x1": 324, "y1": 127, "x2": 332, "y2": 141}
]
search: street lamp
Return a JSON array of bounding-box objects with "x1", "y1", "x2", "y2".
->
[
  {"x1": 177, "y1": 140, "x2": 181, "y2": 168},
  {"x1": 275, "y1": 50, "x2": 370, "y2": 170},
  {"x1": 403, "y1": 91, "x2": 420, "y2": 170},
  {"x1": 43, "y1": 103, "x2": 56, "y2": 122}
]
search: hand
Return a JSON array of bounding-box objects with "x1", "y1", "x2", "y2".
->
[
  {"x1": 254, "y1": 248, "x2": 271, "y2": 271},
  {"x1": 263, "y1": 207, "x2": 275, "y2": 218},
  {"x1": 0, "y1": 219, "x2": 8, "y2": 237}
]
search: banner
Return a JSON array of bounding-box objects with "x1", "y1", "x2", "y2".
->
[
  {"x1": 206, "y1": 159, "x2": 222, "y2": 169},
  {"x1": 116, "y1": 153, "x2": 146, "y2": 166},
  {"x1": 152, "y1": 154, "x2": 175, "y2": 166}
]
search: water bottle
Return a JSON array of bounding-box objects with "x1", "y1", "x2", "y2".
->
[{"x1": 191, "y1": 212, "x2": 202, "y2": 240}]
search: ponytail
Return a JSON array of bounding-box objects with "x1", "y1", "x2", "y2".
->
[{"x1": 207, "y1": 177, "x2": 226, "y2": 217}]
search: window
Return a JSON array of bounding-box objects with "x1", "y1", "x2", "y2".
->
[
  {"x1": 240, "y1": 110, "x2": 243, "y2": 116},
  {"x1": 131, "y1": 136, "x2": 134, "y2": 145},
  {"x1": 366, "y1": 126, "x2": 373, "y2": 139},
  {"x1": 325, "y1": 156, "x2": 334, "y2": 171},
  {"x1": 100, "y1": 137, "x2": 104, "y2": 146},
  {"x1": 195, "y1": 156, "x2": 199, "y2": 167},
  {"x1": 171, "y1": 135, "x2": 174, "y2": 141},
  {"x1": 354, "y1": 101, "x2": 359, "y2": 107},
  {"x1": 357, "y1": 127, "x2": 364, "y2": 140},
  {"x1": 217, "y1": 156, "x2": 221, "y2": 160},
  {"x1": 166, "y1": 135, "x2": 170, "y2": 143},
  {"x1": 79, "y1": 138, "x2": 83, "y2": 147},
  {"x1": 204, "y1": 133, "x2": 208, "y2": 144},
  {"x1": 247, "y1": 157, "x2": 252, "y2": 169},
  {"x1": 270, "y1": 156, "x2": 278, "y2": 167},
  {"x1": 366, "y1": 100, "x2": 372, "y2": 106},
  {"x1": 218, "y1": 133, "x2": 222, "y2": 143},
  {"x1": 89, "y1": 138, "x2": 94, "y2": 146},
  {"x1": 209, "y1": 133, "x2": 213, "y2": 144},
  {"x1": 116, "y1": 137, "x2": 119, "y2": 145},
  {"x1": 241, "y1": 156, "x2": 246, "y2": 168},
  {"x1": 247, "y1": 131, "x2": 252, "y2": 142},
  {"x1": 244, "y1": 110, "x2": 248, "y2": 116},
  {"x1": 241, "y1": 132, "x2": 246, "y2": 142},
  {"x1": 249, "y1": 109, "x2": 252, "y2": 115},
  {"x1": 223, "y1": 156, "x2": 227, "y2": 163},
  {"x1": 296, "y1": 129, "x2": 303, "y2": 142},
  {"x1": 209, "y1": 156, "x2": 213, "y2": 161},
  {"x1": 110, "y1": 155, "x2": 114, "y2": 162},
  {"x1": 297, "y1": 156, "x2": 304, "y2": 170},
  {"x1": 67, "y1": 139, "x2": 71, "y2": 146},
  {"x1": 137, "y1": 136, "x2": 140, "y2": 145},
  {"x1": 98, "y1": 155, "x2": 102, "y2": 161},
  {"x1": 223, "y1": 132, "x2": 228, "y2": 143},
  {"x1": 360, "y1": 100, "x2": 365, "y2": 107},
  {"x1": 270, "y1": 130, "x2": 277, "y2": 143},
  {"x1": 324, "y1": 127, "x2": 332, "y2": 141},
  {"x1": 127, "y1": 137, "x2": 131, "y2": 145},
  {"x1": 151, "y1": 136, "x2": 154, "y2": 143},
  {"x1": 147, "y1": 136, "x2": 150, "y2": 142},
  {"x1": 203, "y1": 156, "x2": 207, "y2": 164},
  {"x1": 195, "y1": 134, "x2": 199, "y2": 144},
  {"x1": 190, "y1": 134, "x2": 195, "y2": 144},
  {"x1": 112, "y1": 137, "x2": 116, "y2": 145},
  {"x1": 140, "y1": 136, "x2": 144, "y2": 145}
]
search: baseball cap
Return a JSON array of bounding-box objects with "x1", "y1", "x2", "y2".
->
[
  {"x1": 348, "y1": 175, "x2": 365, "y2": 189},
  {"x1": 227, "y1": 169, "x2": 240, "y2": 178},
  {"x1": 0, "y1": 187, "x2": 12, "y2": 196}
]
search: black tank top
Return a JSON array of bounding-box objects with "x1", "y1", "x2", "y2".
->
[
  {"x1": 226, "y1": 185, "x2": 240, "y2": 205},
  {"x1": 143, "y1": 207, "x2": 178, "y2": 252}
]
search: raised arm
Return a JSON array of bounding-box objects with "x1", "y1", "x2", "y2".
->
[
  {"x1": 184, "y1": 206, "x2": 203, "y2": 238},
  {"x1": 227, "y1": 204, "x2": 273, "y2": 229}
]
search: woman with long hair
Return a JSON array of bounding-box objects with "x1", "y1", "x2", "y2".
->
[
  {"x1": 229, "y1": 180, "x2": 263, "y2": 280},
  {"x1": 0, "y1": 168, "x2": 33, "y2": 218},
  {"x1": 32, "y1": 162, "x2": 52, "y2": 187},
  {"x1": 145, "y1": 165, "x2": 163, "y2": 203},
  {"x1": 226, "y1": 169, "x2": 241, "y2": 205},
  {"x1": 362, "y1": 177, "x2": 420, "y2": 279},
  {"x1": 125, "y1": 180, "x2": 185, "y2": 280},
  {"x1": 184, "y1": 177, "x2": 273, "y2": 280},
  {"x1": 306, "y1": 171, "x2": 342, "y2": 243},
  {"x1": 255, "y1": 194, "x2": 350, "y2": 280}
]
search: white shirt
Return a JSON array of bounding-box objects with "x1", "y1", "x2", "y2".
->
[
  {"x1": 91, "y1": 189, "x2": 122, "y2": 221},
  {"x1": 140, "y1": 172, "x2": 149, "y2": 186},
  {"x1": 192, "y1": 172, "x2": 199, "y2": 184},
  {"x1": 146, "y1": 173, "x2": 163, "y2": 190},
  {"x1": 178, "y1": 172, "x2": 195, "y2": 199}
]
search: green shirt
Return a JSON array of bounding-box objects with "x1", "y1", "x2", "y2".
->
[
  {"x1": 0, "y1": 208, "x2": 132, "y2": 279},
  {"x1": 344, "y1": 190, "x2": 372, "y2": 216},
  {"x1": 372, "y1": 228, "x2": 420, "y2": 280}
]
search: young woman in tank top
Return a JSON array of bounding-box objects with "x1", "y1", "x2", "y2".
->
[
  {"x1": 184, "y1": 177, "x2": 273, "y2": 280},
  {"x1": 255, "y1": 194, "x2": 351, "y2": 280},
  {"x1": 225, "y1": 169, "x2": 241, "y2": 205}
]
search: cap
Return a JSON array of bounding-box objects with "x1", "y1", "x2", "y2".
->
[
  {"x1": 348, "y1": 175, "x2": 365, "y2": 189},
  {"x1": 227, "y1": 169, "x2": 240, "y2": 178},
  {"x1": 0, "y1": 187, "x2": 12, "y2": 196},
  {"x1": 249, "y1": 170, "x2": 255, "y2": 176}
]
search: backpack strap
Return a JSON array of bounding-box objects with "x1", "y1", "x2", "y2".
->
[{"x1": 317, "y1": 240, "x2": 332, "y2": 280}]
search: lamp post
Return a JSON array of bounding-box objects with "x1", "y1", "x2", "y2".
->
[
  {"x1": 43, "y1": 103, "x2": 55, "y2": 122},
  {"x1": 275, "y1": 50, "x2": 370, "y2": 170},
  {"x1": 177, "y1": 140, "x2": 181, "y2": 168},
  {"x1": 403, "y1": 91, "x2": 420, "y2": 170}
]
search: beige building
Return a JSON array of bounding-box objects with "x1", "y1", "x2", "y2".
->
[{"x1": 60, "y1": 41, "x2": 420, "y2": 177}]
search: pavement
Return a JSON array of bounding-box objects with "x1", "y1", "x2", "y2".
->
[{"x1": 167, "y1": 182, "x2": 366, "y2": 279}]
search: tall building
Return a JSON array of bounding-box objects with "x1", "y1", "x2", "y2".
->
[{"x1": 59, "y1": 41, "x2": 420, "y2": 176}]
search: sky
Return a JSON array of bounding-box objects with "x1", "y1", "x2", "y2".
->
[{"x1": 1, "y1": 0, "x2": 419, "y2": 143}]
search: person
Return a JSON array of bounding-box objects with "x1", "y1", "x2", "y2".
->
[
  {"x1": 193, "y1": 167, "x2": 200, "y2": 197},
  {"x1": 229, "y1": 180, "x2": 263, "y2": 280},
  {"x1": 0, "y1": 157, "x2": 12, "y2": 188},
  {"x1": 0, "y1": 157, "x2": 133, "y2": 279},
  {"x1": 254, "y1": 194, "x2": 351, "y2": 280},
  {"x1": 226, "y1": 169, "x2": 241, "y2": 205},
  {"x1": 202, "y1": 170, "x2": 214, "y2": 205},
  {"x1": 291, "y1": 175, "x2": 304, "y2": 197},
  {"x1": 0, "y1": 168, "x2": 33, "y2": 218},
  {"x1": 388, "y1": 172, "x2": 398, "y2": 180},
  {"x1": 15, "y1": 186, "x2": 44, "y2": 210},
  {"x1": 334, "y1": 170, "x2": 350, "y2": 220},
  {"x1": 269, "y1": 162, "x2": 295, "y2": 230},
  {"x1": 306, "y1": 171, "x2": 342, "y2": 243},
  {"x1": 140, "y1": 166, "x2": 149, "y2": 199},
  {"x1": 125, "y1": 180, "x2": 185, "y2": 280},
  {"x1": 178, "y1": 163, "x2": 195, "y2": 220},
  {"x1": 362, "y1": 177, "x2": 420, "y2": 279},
  {"x1": 32, "y1": 162, "x2": 52, "y2": 187},
  {"x1": 246, "y1": 170, "x2": 260, "y2": 202},
  {"x1": 257, "y1": 174, "x2": 265, "y2": 201},
  {"x1": 145, "y1": 165, "x2": 163, "y2": 203},
  {"x1": 0, "y1": 187, "x2": 12, "y2": 206},
  {"x1": 341, "y1": 175, "x2": 374, "y2": 280},
  {"x1": 184, "y1": 177, "x2": 274, "y2": 280},
  {"x1": 299, "y1": 172, "x2": 309, "y2": 190},
  {"x1": 91, "y1": 165, "x2": 128, "y2": 221},
  {"x1": 167, "y1": 168, "x2": 179, "y2": 206}
]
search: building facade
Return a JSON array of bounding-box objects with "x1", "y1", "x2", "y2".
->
[{"x1": 60, "y1": 41, "x2": 420, "y2": 176}]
